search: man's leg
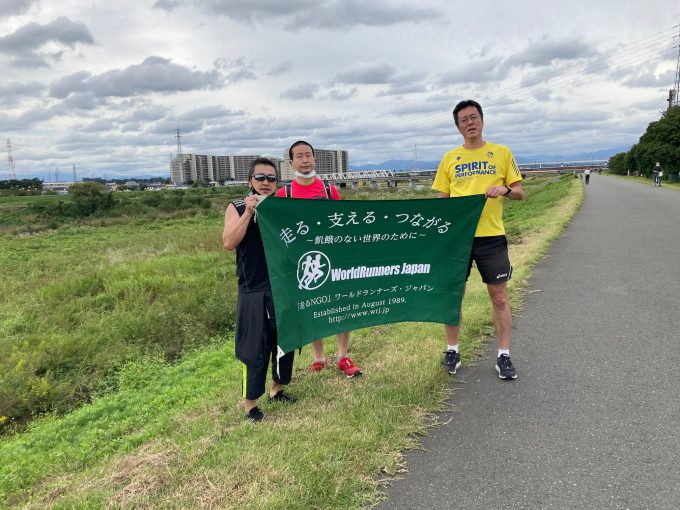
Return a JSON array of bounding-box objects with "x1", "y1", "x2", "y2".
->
[
  {"x1": 444, "y1": 323, "x2": 460, "y2": 348},
  {"x1": 311, "y1": 340, "x2": 325, "y2": 364},
  {"x1": 488, "y1": 282, "x2": 517, "y2": 379},
  {"x1": 336, "y1": 332, "x2": 362, "y2": 377},
  {"x1": 336, "y1": 331, "x2": 350, "y2": 358},
  {"x1": 487, "y1": 282, "x2": 511, "y2": 350}
]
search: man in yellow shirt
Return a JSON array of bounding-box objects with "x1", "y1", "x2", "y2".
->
[{"x1": 432, "y1": 99, "x2": 524, "y2": 379}]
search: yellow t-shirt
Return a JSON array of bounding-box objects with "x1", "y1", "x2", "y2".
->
[{"x1": 432, "y1": 142, "x2": 522, "y2": 237}]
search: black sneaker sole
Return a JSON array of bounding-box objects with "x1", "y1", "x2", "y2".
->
[
  {"x1": 444, "y1": 361, "x2": 461, "y2": 375},
  {"x1": 495, "y1": 365, "x2": 518, "y2": 379}
]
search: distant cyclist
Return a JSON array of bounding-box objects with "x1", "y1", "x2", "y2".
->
[{"x1": 652, "y1": 162, "x2": 663, "y2": 187}]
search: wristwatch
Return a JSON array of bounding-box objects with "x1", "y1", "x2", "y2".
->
[{"x1": 503, "y1": 186, "x2": 512, "y2": 196}]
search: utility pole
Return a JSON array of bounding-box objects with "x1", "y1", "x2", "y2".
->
[{"x1": 670, "y1": 24, "x2": 680, "y2": 110}]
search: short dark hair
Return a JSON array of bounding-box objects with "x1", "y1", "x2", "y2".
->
[
  {"x1": 248, "y1": 157, "x2": 277, "y2": 179},
  {"x1": 289, "y1": 140, "x2": 315, "y2": 160},
  {"x1": 452, "y1": 100, "x2": 483, "y2": 126}
]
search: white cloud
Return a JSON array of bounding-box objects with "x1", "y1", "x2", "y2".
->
[
  {"x1": 0, "y1": 16, "x2": 94, "y2": 67},
  {"x1": 280, "y1": 82, "x2": 320, "y2": 100},
  {"x1": 0, "y1": 0, "x2": 38, "y2": 17},
  {"x1": 49, "y1": 57, "x2": 227, "y2": 98},
  {"x1": 2, "y1": 0, "x2": 678, "y2": 179},
  {"x1": 162, "y1": 0, "x2": 441, "y2": 30}
]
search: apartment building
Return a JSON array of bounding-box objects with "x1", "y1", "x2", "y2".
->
[{"x1": 170, "y1": 154, "x2": 282, "y2": 185}]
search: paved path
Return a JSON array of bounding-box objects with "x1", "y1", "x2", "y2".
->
[{"x1": 376, "y1": 175, "x2": 680, "y2": 510}]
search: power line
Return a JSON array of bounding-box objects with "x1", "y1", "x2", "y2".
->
[{"x1": 380, "y1": 24, "x2": 679, "y2": 133}]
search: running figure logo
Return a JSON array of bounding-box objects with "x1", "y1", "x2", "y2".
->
[{"x1": 297, "y1": 251, "x2": 331, "y2": 290}]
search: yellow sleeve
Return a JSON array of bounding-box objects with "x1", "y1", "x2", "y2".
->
[
  {"x1": 432, "y1": 155, "x2": 451, "y2": 194},
  {"x1": 505, "y1": 148, "x2": 523, "y2": 186}
]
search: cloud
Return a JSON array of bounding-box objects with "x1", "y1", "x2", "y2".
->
[
  {"x1": 0, "y1": 80, "x2": 45, "y2": 104},
  {"x1": 280, "y1": 82, "x2": 320, "y2": 100},
  {"x1": 267, "y1": 61, "x2": 293, "y2": 76},
  {"x1": 385, "y1": 101, "x2": 446, "y2": 116},
  {"x1": 152, "y1": 0, "x2": 183, "y2": 11},
  {"x1": 0, "y1": 0, "x2": 37, "y2": 17},
  {"x1": 0, "y1": 102, "x2": 67, "y2": 130},
  {"x1": 0, "y1": 17, "x2": 94, "y2": 67},
  {"x1": 439, "y1": 57, "x2": 504, "y2": 84},
  {"x1": 377, "y1": 81, "x2": 428, "y2": 97},
  {"x1": 164, "y1": 0, "x2": 440, "y2": 30},
  {"x1": 214, "y1": 57, "x2": 258, "y2": 83},
  {"x1": 83, "y1": 118, "x2": 116, "y2": 132},
  {"x1": 620, "y1": 69, "x2": 674, "y2": 88},
  {"x1": 334, "y1": 60, "x2": 398, "y2": 85},
  {"x1": 503, "y1": 36, "x2": 597, "y2": 69},
  {"x1": 177, "y1": 104, "x2": 246, "y2": 121},
  {"x1": 324, "y1": 87, "x2": 358, "y2": 101},
  {"x1": 50, "y1": 57, "x2": 228, "y2": 98}
]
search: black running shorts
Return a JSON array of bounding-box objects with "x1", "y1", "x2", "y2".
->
[{"x1": 466, "y1": 235, "x2": 512, "y2": 284}]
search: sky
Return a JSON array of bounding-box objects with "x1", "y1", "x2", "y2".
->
[{"x1": 0, "y1": 0, "x2": 679, "y2": 179}]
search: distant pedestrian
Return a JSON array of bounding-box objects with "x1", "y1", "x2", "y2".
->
[
  {"x1": 584, "y1": 168, "x2": 591, "y2": 185},
  {"x1": 433, "y1": 99, "x2": 524, "y2": 380},
  {"x1": 652, "y1": 162, "x2": 663, "y2": 187},
  {"x1": 223, "y1": 157, "x2": 297, "y2": 422}
]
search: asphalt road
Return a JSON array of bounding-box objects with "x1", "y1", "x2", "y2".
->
[{"x1": 375, "y1": 175, "x2": 680, "y2": 510}]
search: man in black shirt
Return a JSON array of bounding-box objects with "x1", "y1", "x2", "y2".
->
[{"x1": 223, "y1": 157, "x2": 296, "y2": 421}]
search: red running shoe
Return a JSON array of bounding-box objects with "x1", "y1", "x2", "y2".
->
[
  {"x1": 337, "y1": 357, "x2": 362, "y2": 378},
  {"x1": 310, "y1": 360, "x2": 326, "y2": 372}
]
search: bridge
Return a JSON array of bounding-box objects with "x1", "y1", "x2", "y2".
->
[{"x1": 317, "y1": 160, "x2": 608, "y2": 188}]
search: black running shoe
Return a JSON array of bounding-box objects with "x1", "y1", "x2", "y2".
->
[
  {"x1": 247, "y1": 406, "x2": 264, "y2": 422},
  {"x1": 442, "y1": 350, "x2": 461, "y2": 374},
  {"x1": 496, "y1": 354, "x2": 518, "y2": 379},
  {"x1": 268, "y1": 390, "x2": 298, "y2": 403}
]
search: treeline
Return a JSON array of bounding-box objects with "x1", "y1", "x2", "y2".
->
[
  {"x1": 0, "y1": 178, "x2": 43, "y2": 196},
  {"x1": 608, "y1": 106, "x2": 680, "y2": 179},
  {"x1": 27, "y1": 182, "x2": 247, "y2": 226}
]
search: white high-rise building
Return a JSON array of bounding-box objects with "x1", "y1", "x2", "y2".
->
[{"x1": 170, "y1": 154, "x2": 281, "y2": 185}]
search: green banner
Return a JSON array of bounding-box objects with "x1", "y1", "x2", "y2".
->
[{"x1": 256, "y1": 195, "x2": 485, "y2": 354}]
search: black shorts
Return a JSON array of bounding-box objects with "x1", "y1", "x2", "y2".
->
[
  {"x1": 236, "y1": 290, "x2": 295, "y2": 400},
  {"x1": 467, "y1": 235, "x2": 512, "y2": 284}
]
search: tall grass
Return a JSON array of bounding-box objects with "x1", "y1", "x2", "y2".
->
[{"x1": 0, "y1": 216, "x2": 236, "y2": 426}]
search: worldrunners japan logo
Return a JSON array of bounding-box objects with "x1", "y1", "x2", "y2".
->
[{"x1": 297, "y1": 251, "x2": 331, "y2": 290}]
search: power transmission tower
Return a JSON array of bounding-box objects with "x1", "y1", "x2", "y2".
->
[
  {"x1": 6, "y1": 139, "x2": 16, "y2": 180},
  {"x1": 412, "y1": 143, "x2": 419, "y2": 171},
  {"x1": 175, "y1": 125, "x2": 183, "y2": 157}
]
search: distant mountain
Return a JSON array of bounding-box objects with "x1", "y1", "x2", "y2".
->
[
  {"x1": 515, "y1": 146, "x2": 630, "y2": 163},
  {"x1": 351, "y1": 146, "x2": 630, "y2": 171},
  {"x1": 350, "y1": 160, "x2": 440, "y2": 171}
]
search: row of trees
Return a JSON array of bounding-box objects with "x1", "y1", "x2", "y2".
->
[
  {"x1": 608, "y1": 106, "x2": 680, "y2": 179},
  {"x1": 0, "y1": 178, "x2": 43, "y2": 195},
  {"x1": 29, "y1": 182, "x2": 219, "y2": 222}
]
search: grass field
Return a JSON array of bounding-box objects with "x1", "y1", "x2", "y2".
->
[{"x1": 0, "y1": 175, "x2": 583, "y2": 509}]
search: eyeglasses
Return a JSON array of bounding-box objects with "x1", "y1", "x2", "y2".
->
[
  {"x1": 252, "y1": 174, "x2": 277, "y2": 183},
  {"x1": 459, "y1": 114, "x2": 482, "y2": 125}
]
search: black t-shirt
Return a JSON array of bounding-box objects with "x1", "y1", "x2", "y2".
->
[{"x1": 232, "y1": 199, "x2": 271, "y2": 293}]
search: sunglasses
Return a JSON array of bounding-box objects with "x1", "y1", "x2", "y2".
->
[{"x1": 252, "y1": 173, "x2": 277, "y2": 183}]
